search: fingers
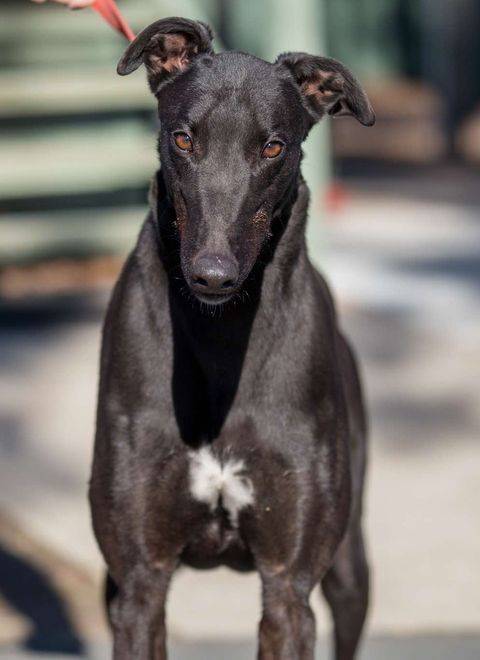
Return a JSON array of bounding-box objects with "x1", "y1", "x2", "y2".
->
[
  {"x1": 69, "y1": 0, "x2": 95, "y2": 7},
  {"x1": 31, "y1": 0, "x2": 95, "y2": 8}
]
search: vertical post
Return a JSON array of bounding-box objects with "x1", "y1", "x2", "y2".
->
[
  {"x1": 420, "y1": 0, "x2": 480, "y2": 154},
  {"x1": 222, "y1": 0, "x2": 330, "y2": 266}
]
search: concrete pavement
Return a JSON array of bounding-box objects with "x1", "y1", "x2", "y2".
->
[{"x1": 1, "y1": 635, "x2": 480, "y2": 660}]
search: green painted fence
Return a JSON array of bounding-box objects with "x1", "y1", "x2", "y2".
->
[{"x1": 0, "y1": 0, "x2": 329, "y2": 265}]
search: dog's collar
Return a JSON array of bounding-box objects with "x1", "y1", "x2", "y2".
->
[
  {"x1": 148, "y1": 170, "x2": 175, "y2": 254},
  {"x1": 148, "y1": 170, "x2": 172, "y2": 222},
  {"x1": 148, "y1": 172, "x2": 160, "y2": 223}
]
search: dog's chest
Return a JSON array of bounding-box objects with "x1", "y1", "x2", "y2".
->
[{"x1": 188, "y1": 447, "x2": 255, "y2": 526}]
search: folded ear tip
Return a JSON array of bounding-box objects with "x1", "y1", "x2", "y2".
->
[
  {"x1": 198, "y1": 20, "x2": 214, "y2": 42},
  {"x1": 362, "y1": 111, "x2": 376, "y2": 127},
  {"x1": 117, "y1": 53, "x2": 140, "y2": 76}
]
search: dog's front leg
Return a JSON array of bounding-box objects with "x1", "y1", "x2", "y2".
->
[
  {"x1": 110, "y1": 564, "x2": 174, "y2": 660},
  {"x1": 258, "y1": 571, "x2": 316, "y2": 660}
]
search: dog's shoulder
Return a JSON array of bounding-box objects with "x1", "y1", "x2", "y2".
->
[{"x1": 103, "y1": 212, "x2": 169, "y2": 338}]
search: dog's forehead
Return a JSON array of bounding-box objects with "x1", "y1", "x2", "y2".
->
[
  {"x1": 194, "y1": 52, "x2": 284, "y2": 89},
  {"x1": 163, "y1": 52, "x2": 301, "y2": 130}
]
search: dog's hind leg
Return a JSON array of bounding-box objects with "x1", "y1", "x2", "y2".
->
[
  {"x1": 321, "y1": 332, "x2": 369, "y2": 659},
  {"x1": 321, "y1": 523, "x2": 369, "y2": 660}
]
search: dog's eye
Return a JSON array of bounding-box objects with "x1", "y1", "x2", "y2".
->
[
  {"x1": 174, "y1": 132, "x2": 193, "y2": 152},
  {"x1": 262, "y1": 141, "x2": 284, "y2": 159}
]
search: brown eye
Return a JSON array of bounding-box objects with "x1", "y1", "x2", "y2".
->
[
  {"x1": 262, "y1": 141, "x2": 284, "y2": 159},
  {"x1": 174, "y1": 132, "x2": 193, "y2": 152}
]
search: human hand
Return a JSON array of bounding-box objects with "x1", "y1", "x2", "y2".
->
[
  {"x1": 31, "y1": 0, "x2": 135, "y2": 41},
  {"x1": 31, "y1": 0, "x2": 94, "y2": 9}
]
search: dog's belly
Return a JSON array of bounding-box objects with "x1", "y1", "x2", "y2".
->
[{"x1": 180, "y1": 447, "x2": 255, "y2": 571}]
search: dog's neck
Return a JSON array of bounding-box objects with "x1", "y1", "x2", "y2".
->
[{"x1": 145, "y1": 170, "x2": 311, "y2": 442}]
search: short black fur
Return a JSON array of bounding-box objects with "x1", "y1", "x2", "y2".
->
[{"x1": 90, "y1": 16, "x2": 374, "y2": 660}]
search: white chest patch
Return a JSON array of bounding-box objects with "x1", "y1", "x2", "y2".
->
[{"x1": 188, "y1": 447, "x2": 254, "y2": 526}]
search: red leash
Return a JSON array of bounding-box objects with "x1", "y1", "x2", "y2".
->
[{"x1": 92, "y1": 0, "x2": 135, "y2": 42}]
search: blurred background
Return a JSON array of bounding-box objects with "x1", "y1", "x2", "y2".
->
[{"x1": 0, "y1": 1, "x2": 479, "y2": 658}]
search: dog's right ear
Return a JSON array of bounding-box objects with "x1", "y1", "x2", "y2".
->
[{"x1": 117, "y1": 17, "x2": 214, "y2": 94}]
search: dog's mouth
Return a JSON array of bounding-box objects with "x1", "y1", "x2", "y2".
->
[{"x1": 193, "y1": 291, "x2": 234, "y2": 306}]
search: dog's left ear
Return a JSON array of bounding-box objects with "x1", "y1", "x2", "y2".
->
[
  {"x1": 117, "y1": 17, "x2": 214, "y2": 94},
  {"x1": 276, "y1": 52, "x2": 375, "y2": 127}
]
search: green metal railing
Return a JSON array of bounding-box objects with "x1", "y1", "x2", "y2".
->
[{"x1": 0, "y1": 0, "x2": 329, "y2": 266}]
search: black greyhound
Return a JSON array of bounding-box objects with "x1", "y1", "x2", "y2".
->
[{"x1": 89, "y1": 17, "x2": 374, "y2": 660}]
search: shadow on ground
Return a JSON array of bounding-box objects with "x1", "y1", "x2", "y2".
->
[
  {"x1": 0, "y1": 543, "x2": 84, "y2": 656},
  {"x1": 2, "y1": 634, "x2": 480, "y2": 659}
]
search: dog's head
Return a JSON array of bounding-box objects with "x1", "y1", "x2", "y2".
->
[{"x1": 118, "y1": 17, "x2": 374, "y2": 306}]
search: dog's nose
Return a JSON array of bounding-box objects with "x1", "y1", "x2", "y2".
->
[{"x1": 191, "y1": 253, "x2": 239, "y2": 294}]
